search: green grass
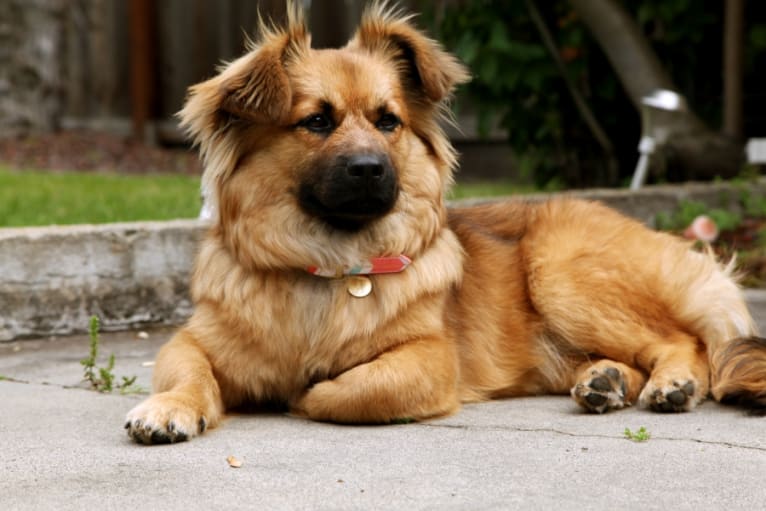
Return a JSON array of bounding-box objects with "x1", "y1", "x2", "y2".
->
[
  {"x1": 0, "y1": 167, "x2": 541, "y2": 227},
  {"x1": 0, "y1": 167, "x2": 201, "y2": 227},
  {"x1": 449, "y1": 180, "x2": 549, "y2": 200}
]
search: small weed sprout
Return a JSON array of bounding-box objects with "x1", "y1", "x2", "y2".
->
[
  {"x1": 80, "y1": 315, "x2": 100, "y2": 385},
  {"x1": 624, "y1": 426, "x2": 651, "y2": 442},
  {"x1": 81, "y1": 316, "x2": 142, "y2": 394}
]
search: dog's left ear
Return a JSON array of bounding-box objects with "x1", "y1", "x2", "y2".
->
[
  {"x1": 178, "y1": 4, "x2": 310, "y2": 222},
  {"x1": 348, "y1": 5, "x2": 470, "y2": 104}
]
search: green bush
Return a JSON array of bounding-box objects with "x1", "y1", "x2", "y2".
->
[{"x1": 420, "y1": 0, "x2": 766, "y2": 187}]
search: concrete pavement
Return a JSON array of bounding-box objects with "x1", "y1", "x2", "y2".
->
[{"x1": 2, "y1": 293, "x2": 766, "y2": 510}]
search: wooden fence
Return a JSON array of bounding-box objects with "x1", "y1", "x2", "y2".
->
[{"x1": 60, "y1": 0, "x2": 417, "y2": 142}]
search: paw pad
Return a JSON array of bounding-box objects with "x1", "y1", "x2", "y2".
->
[
  {"x1": 645, "y1": 381, "x2": 696, "y2": 413},
  {"x1": 571, "y1": 366, "x2": 627, "y2": 414}
]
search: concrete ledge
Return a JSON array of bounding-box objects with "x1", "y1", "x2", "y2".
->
[
  {"x1": 2, "y1": 179, "x2": 765, "y2": 341},
  {"x1": 0, "y1": 220, "x2": 206, "y2": 341},
  {"x1": 460, "y1": 178, "x2": 766, "y2": 227}
]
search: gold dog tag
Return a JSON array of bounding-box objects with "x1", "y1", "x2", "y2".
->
[{"x1": 347, "y1": 276, "x2": 372, "y2": 298}]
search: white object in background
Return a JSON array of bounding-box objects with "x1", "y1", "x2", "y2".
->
[
  {"x1": 746, "y1": 138, "x2": 766, "y2": 164},
  {"x1": 683, "y1": 215, "x2": 719, "y2": 243},
  {"x1": 630, "y1": 89, "x2": 687, "y2": 190},
  {"x1": 199, "y1": 182, "x2": 214, "y2": 221},
  {"x1": 630, "y1": 136, "x2": 656, "y2": 190},
  {"x1": 641, "y1": 89, "x2": 687, "y2": 112}
]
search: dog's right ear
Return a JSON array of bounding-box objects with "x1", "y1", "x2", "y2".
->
[
  {"x1": 218, "y1": 8, "x2": 310, "y2": 124},
  {"x1": 179, "y1": 5, "x2": 309, "y2": 144}
]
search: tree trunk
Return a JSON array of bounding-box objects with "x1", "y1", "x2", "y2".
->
[
  {"x1": 0, "y1": 0, "x2": 66, "y2": 137},
  {"x1": 723, "y1": 0, "x2": 744, "y2": 139},
  {"x1": 570, "y1": 0, "x2": 742, "y2": 181}
]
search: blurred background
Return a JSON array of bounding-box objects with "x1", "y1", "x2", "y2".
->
[{"x1": 1, "y1": 0, "x2": 764, "y2": 190}]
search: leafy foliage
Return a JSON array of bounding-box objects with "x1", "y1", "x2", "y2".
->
[
  {"x1": 655, "y1": 184, "x2": 766, "y2": 232},
  {"x1": 429, "y1": 1, "x2": 593, "y2": 187},
  {"x1": 655, "y1": 200, "x2": 742, "y2": 233},
  {"x1": 419, "y1": 0, "x2": 766, "y2": 187}
]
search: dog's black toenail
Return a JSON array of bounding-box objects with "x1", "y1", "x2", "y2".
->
[
  {"x1": 167, "y1": 421, "x2": 175, "y2": 433},
  {"x1": 589, "y1": 376, "x2": 612, "y2": 392},
  {"x1": 124, "y1": 421, "x2": 130, "y2": 429},
  {"x1": 199, "y1": 417, "x2": 207, "y2": 433},
  {"x1": 655, "y1": 400, "x2": 675, "y2": 412},
  {"x1": 667, "y1": 390, "x2": 687, "y2": 406},
  {"x1": 604, "y1": 367, "x2": 620, "y2": 380},
  {"x1": 151, "y1": 430, "x2": 171, "y2": 444},
  {"x1": 682, "y1": 382, "x2": 695, "y2": 396},
  {"x1": 585, "y1": 393, "x2": 608, "y2": 407}
]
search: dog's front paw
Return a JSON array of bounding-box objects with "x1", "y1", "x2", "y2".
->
[
  {"x1": 125, "y1": 392, "x2": 208, "y2": 445},
  {"x1": 291, "y1": 380, "x2": 337, "y2": 421},
  {"x1": 639, "y1": 378, "x2": 700, "y2": 413}
]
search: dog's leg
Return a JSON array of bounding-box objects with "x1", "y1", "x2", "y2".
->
[
  {"x1": 292, "y1": 336, "x2": 460, "y2": 423},
  {"x1": 636, "y1": 332, "x2": 709, "y2": 412},
  {"x1": 570, "y1": 360, "x2": 647, "y2": 413},
  {"x1": 125, "y1": 329, "x2": 224, "y2": 444}
]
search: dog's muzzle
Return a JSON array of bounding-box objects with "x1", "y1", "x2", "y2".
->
[{"x1": 298, "y1": 153, "x2": 399, "y2": 231}]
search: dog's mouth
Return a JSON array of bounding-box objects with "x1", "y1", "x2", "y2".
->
[
  {"x1": 298, "y1": 187, "x2": 398, "y2": 231},
  {"x1": 298, "y1": 153, "x2": 399, "y2": 232}
]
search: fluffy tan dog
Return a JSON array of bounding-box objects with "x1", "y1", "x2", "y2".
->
[{"x1": 126, "y1": 3, "x2": 766, "y2": 444}]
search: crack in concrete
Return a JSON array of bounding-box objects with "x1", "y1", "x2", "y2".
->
[
  {"x1": 0, "y1": 376, "x2": 149, "y2": 395},
  {"x1": 420, "y1": 422, "x2": 766, "y2": 452},
  {"x1": 0, "y1": 375, "x2": 31, "y2": 384},
  {"x1": 3, "y1": 377, "x2": 763, "y2": 451},
  {"x1": 1, "y1": 376, "x2": 81, "y2": 389}
]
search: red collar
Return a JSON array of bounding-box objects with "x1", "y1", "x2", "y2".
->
[{"x1": 306, "y1": 255, "x2": 411, "y2": 278}]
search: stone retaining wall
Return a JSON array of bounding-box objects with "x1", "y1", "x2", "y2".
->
[
  {"x1": 2, "y1": 179, "x2": 765, "y2": 341},
  {"x1": 0, "y1": 220, "x2": 206, "y2": 341}
]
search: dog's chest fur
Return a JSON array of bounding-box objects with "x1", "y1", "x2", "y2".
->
[{"x1": 186, "y1": 228, "x2": 464, "y2": 402}]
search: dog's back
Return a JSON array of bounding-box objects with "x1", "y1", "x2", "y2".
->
[{"x1": 449, "y1": 199, "x2": 761, "y2": 413}]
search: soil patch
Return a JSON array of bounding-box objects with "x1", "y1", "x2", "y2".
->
[
  {"x1": 716, "y1": 218, "x2": 766, "y2": 288},
  {"x1": 0, "y1": 129, "x2": 202, "y2": 175}
]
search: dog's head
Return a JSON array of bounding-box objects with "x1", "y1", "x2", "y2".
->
[{"x1": 180, "y1": 2, "x2": 469, "y2": 269}]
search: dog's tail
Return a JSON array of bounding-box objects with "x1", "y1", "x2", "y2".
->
[
  {"x1": 711, "y1": 336, "x2": 766, "y2": 414},
  {"x1": 671, "y1": 248, "x2": 766, "y2": 414}
]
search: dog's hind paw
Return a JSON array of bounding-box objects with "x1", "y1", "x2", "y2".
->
[
  {"x1": 571, "y1": 365, "x2": 628, "y2": 414},
  {"x1": 639, "y1": 378, "x2": 699, "y2": 413},
  {"x1": 124, "y1": 392, "x2": 209, "y2": 445}
]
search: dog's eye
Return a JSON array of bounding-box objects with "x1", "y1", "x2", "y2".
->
[
  {"x1": 300, "y1": 113, "x2": 334, "y2": 133},
  {"x1": 376, "y1": 113, "x2": 401, "y2": 132}
]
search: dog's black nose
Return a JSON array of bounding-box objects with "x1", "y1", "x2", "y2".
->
[
  {"x1": 346, "y1": 154, "x2": 386, "y2": 180},
  {"x1": 298, "y1": 152, "x2": 399, "y2": 231}
]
